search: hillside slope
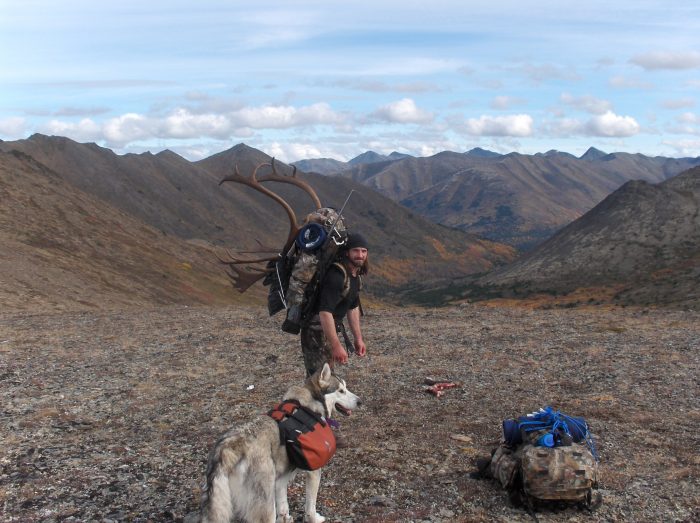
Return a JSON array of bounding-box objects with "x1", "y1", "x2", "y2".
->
[
  {"x1": 476, "y1": 167, "x2": 700, "y2": 307},
  {"x1": 0, "y1": 150, "x2": 247, "y2": 312}
]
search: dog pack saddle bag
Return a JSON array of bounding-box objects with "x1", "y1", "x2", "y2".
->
[
  {"x1": 268, "y1": 400, "x2": 336, "y2": 471},
  {"x1": 520, "y1": 443, "x2": 598, "y2": 503}
]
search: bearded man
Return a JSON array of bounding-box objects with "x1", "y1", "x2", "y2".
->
[{"x1": 299, "y1": 232, "x2": 369, "y2": 377}]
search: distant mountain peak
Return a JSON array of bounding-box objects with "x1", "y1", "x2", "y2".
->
[
  {"x1": 349, "y1": 151, "x2": 387, "y2": 166},
  {"x1": 580, "y1": 147, "x2": 608, "y2": 161},
  {"x1": 465, "y1": 147, "x2": 502, "y2": 158},
  {"x1": 388, "y1": 151, "x2": 412, "y2": 161},
  {"x1": 536, "y1": 150, "x2": 577, "y2": 159}
]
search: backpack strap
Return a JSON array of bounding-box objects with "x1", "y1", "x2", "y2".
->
[
  {"x1": 331, "y1": 262, "x2": 350, "y2": 298},
  {"x1": 267, "y1": 399, "x2": 301, "y2": 422},
  {"x1": 331, "y1": 262, "x2": 362, "y2": 297}
]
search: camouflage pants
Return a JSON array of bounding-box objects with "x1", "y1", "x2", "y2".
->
[{"x1": 300, "y1": 322, "x2": 332, "y2": 377}]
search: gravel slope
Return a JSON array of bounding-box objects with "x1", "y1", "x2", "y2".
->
[{"x1": 1, "y1": 305, "x2": 698, "y2": 522}]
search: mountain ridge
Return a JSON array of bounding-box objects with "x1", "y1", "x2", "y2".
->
[
  {"x1": 0, "y1": 135, "x2": 515, "y2": 311},
  {"x1": 332, "y1": 148, "x2": 699, "y2": 249}
]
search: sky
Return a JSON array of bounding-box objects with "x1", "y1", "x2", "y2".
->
[{"x1": 2, "y1": 1, "x2": 700, "y2": 162}]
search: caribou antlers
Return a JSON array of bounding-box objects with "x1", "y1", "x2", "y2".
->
[{"x1": 217, "y1": 158, "x2": 321, "y2": 292}]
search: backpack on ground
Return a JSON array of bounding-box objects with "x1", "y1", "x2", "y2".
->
[
  {"x1": 520, "y1": 444, "x2": 599, "y2": 506},
  {"x1": 482, "y1": 406, "x2": 601, "y2": 513}
]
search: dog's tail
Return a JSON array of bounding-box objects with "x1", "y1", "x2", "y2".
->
[{"x1": 200, "y1": 440, "x2": 237, "y2": 523}]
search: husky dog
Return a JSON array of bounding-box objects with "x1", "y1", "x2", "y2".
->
[{"x1": 200, "y1": 363, "x2": 361, "y2": 523}]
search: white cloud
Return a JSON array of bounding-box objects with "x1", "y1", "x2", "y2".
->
[
  {"x1": 267, "y1": 142, "x2": 327, "y2": 163},
  {"x1": 371, "y1": 98, "x2": 433, "y2": 124},
  {"x1": 542, "y1": 117, "x2": 585, "y2": 137},
  {"x1": 56, "y1": 103, "x2": 348, "y2": 148},
  {"x1": 0, "y1": 117, "x2": 26, "y2": 137},
  {"x1": 40, "y1": 118, "x2": 101, "y2": 142},
  {"x1": 631, "y1": 51, "x2": 700, "y2": 71},
  {"x1": 102, "y1": 113, "x2": 154, "y2": 145},
  {"x1": 661, "y1": 138, "x2": 700, "y2": 156},
  {"x1": 560, "y1": 93, "x2": 612, "y2": 115},
  {"x1": 463, "y1": 114, "x2": 534, "y2": 137},
  {"x1": 584, "y1": 111, "x2": 640, "y2": 137},
  {"x1": 163, "y1": 109, "x2": 231, "y2": 139},
  {"x1": 234, "y1": 103, "x2": 342, "y2": 129}
]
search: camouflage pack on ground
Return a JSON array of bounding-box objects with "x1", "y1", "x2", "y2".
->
[
  {"x1": 521, "y1": 444, "x2": 598, "y2": 503},
  {"x1": 488, "y1": 442, "x2": 599, "y2": 509},
  {"x1": 484, "y1": 406, "x2": 601, "y2": 512}
]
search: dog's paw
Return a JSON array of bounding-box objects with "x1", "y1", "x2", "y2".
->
[
  {"x1": 303, "y1": 513, "x2": 326, "y2": 523},
  {"x1": 276, "y1": 514, "x2": 293, "y2": 523}
]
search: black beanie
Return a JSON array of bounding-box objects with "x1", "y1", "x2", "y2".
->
[{"x1": 345, "y1": 232, "x2": 369, "y2": 250}]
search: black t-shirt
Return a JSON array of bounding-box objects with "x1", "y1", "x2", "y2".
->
[{"x1": 316, "y1": 265, "x2": 360, "y2": 320}]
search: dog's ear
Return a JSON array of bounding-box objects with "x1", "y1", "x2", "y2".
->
[{"x1": 319, "y1": 363, "x2": 332, "y2": 388}]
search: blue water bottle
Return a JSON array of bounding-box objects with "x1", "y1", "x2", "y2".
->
[{"x1": 536, "y1": 432, "x2": 555, "y2": 447}]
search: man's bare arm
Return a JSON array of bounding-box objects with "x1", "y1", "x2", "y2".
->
[{"x1": 347, "y1": 307, "x2": 366, "y2": 357}]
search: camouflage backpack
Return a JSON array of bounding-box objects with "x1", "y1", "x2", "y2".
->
[
  {"x1": 520, "y1": 444, "x2": 598, "y2": 505},
  {"x1": 215, "y1": 159, "x2": 355, "y2": 334},
  {"x1": 486, "y1": 407, "x2": 601, "y2": 511},
  {"x1": 273, "y1": 207, "x2": 349, "y2": 334}
]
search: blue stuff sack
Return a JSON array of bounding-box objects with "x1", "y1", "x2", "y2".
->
[
  {"x1": 502, "y1": 406, "x2": 598, "y2": 460},
  {"x1": 502, "y1": 418, "x2": 522, "y2": 447}
]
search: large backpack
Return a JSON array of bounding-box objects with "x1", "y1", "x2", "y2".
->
[
  {"x1": 263, "y1": 207, "x2": 349, "y2": 334},
  {"x1": 216, "y1": 159, "x2": 354, "y2": 332},
  {"x1": 487, "y1": 407, "x2": 601, "y2": 512}
]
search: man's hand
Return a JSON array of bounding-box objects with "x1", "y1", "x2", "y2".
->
[
  {"x1": 354, "y1": 339, "x2": 367, "y2": 357},
  {"x1": 331, "y1": 342, "x2": 349, "y2": 365}
]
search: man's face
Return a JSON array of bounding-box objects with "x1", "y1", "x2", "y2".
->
[{"x1": 347, "y1": 247, "x2": 368, "y2": 268}]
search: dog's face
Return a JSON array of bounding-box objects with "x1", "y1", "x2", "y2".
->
[{"x1": 314, "y1": 363, "x2": 361, "y2": 418}]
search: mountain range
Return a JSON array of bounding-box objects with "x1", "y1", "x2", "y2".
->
[
  {"x1": 0, "y1": 135, "x2": 514, "y2": 311},
  {"x1": 296, "y1": 147, "x2": 700, "y2": 250},
  {"x1": 402, "y1": 168, "x2": 700, "y2": 308},
  {"x1": 2, "y1": 134, "x2": 697, "y2": 311}
]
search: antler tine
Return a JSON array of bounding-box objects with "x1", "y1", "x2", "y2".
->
[
  {"x1": 223, "y1": 265, "x2": 272, "y2": 293},
  {"x1": 215, "y1": 249, "x2": 273, "y2": 293},
  {"x1": 219, "y1": 162, "x2": 301, "y2": 248},
  {"x1": 215, "y1": 248, "x2": 278, "y2": 266},
  {"x1": 257, "y1": 157, "x2": 322, "y2": 210}
]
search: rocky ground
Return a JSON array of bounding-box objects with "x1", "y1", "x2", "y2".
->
[{"x1": 1, "y1": 304, "x2": 698, "y2": 522}]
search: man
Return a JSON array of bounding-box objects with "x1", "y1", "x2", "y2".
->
[{"x1": 300, "y1": 232, "x2": 369, "y2": 377}]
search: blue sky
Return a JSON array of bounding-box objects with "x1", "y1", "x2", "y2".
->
[{"x1": 2, "y1": 1, "x2": 700, "y2": 162}]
